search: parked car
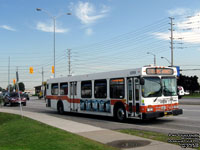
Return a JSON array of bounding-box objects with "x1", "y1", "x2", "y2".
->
[
  {"x1": 184, "y1": 91, "x2": 190, "y2": 95},
  {"x1": 177, "y1": 86, "x2": 185, "y2": 99},
  {"x1": 3, "y1": 92, "x2": 26, "y2": 106},
  {"x1": 23, "y1": 92, "x2": 30, "y2": 100}
]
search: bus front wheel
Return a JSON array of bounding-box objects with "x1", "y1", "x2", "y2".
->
[{"x1": 114, "y1": 106, "x2": 126, "y2": 122}]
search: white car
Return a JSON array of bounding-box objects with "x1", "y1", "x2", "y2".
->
[
  {"x1": 184, "y1": 91, "x2": 190, "y2": 95},
  {"x1": 178, "y1": 86, "x2": 184, "y2": 99}
]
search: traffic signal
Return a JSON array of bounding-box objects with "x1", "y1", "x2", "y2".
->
[
  {"x1": 13, "y1": 79, "x2": 16, "y2": 84},
  {"x1": 52, "y1": 66, "x2": 55, "y2": 74},
  {"x1": 29, "y1": 67, "x2": 34, "y2": 74}
]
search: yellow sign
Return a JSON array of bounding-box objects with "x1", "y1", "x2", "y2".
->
[
  {"x1": 13, "y1": 79, "x2": 16, "y2": 84},
  {"x1": 29, "y1": 67, "x2": 34, "y2": 74},
  {"x1": 52, "y1": 66, "x2": 54, "y2": 74}
]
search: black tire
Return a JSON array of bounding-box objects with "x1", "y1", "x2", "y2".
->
[
  {"x1": 23, "y1": 102, "x2": 26, "y2": 106},
  {"x1": 3, "y1": 102, "x2": 7, "y2": 106},
  {"x1": 178, "y1": 95, "x2": 182, "y2": 99},
  {"x1": 114, "y1": 106, "x2": 126, "y2": 122},
  {"x1": 57, "y1": 102, "x2": 64, "y2": 115}
]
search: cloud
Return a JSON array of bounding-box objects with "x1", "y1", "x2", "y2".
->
[
  {"x1": 153, "y1": 31, "x2": 200, "y2": 44},
  {"x1": 0, "y1": 25, "x2": 16, "y2": 31},
  {"x1": 154, "y1": 11, "x2": 200, "y2": 44},
  {"x1": 168, "y1": 8, "x2": 191, "y2": 16},
  {"x1": 36, "y1": 22, "x2": 69, "y2": 33},
  {"x1": 85, "y1": 28, "x2": 93, "y2": 36},
  {"x1": 73, "y1": 1, "x2": 110, "y2": 25}
]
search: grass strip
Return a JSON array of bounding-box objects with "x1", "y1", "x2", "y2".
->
[
  {"x1": 119, "y1": 129, "x2": 200, "y2": 150},
  {"x1": 0, "y1": 112, "x2": 117, "y2": 150},
  {"x1": 183, "y1": 93, "x2": 200, "y2": 98}
]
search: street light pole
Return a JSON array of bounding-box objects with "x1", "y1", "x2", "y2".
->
[
  {"x1": 161, "y1": 56, "x2": 171, "y2": 65},
  {"x1": 147, "y1": 52, "x2": 156, "y2": 66},
  {"x1": 36, "y1": 8, "x2": 71, "y2": 78},
  {"x1": 53, "y1": 17, "x2": 56, "y2": 78}
]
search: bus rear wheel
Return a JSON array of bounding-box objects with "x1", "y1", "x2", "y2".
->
[
  {"x1": 57, "y1": 102, "x2": 64, "y2": 115},
  {"x1": 115, "y1": 106, "x2": 126, "y2": 122}
]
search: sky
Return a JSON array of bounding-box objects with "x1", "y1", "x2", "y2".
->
[{"x1": 0, "y1": 0, "x2": 200, "y2": 90}]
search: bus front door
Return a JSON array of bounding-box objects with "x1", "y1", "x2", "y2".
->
[
  {"x1": 70, "y1": 82, "x2": 78, "y2": 112},
  {"x1": 127, "y1": 77, "x2": 140, "y2": 117},
  {"x1": 134, "y1": 78, "x2": 141, "y2": 115},
  {"x1": 127, "y1": 78, "x2": 135, "y2": 117}
]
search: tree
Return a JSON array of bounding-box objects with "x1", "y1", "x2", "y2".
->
[
  {"x1": 177, "y1": 74, "x2": 200, "y2": 93},
  {"x1": 7, "y1": 84, "x2": 14, "y2": 92},
  {"x1": 18, "y1": 82, "x2": 25, "y2": 92},
  {"x1": 0, "y1": 87, "x2": 2, "y2": 91}
]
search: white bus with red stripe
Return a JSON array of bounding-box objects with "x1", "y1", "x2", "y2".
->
[{"x1": 46, "y1": 66, "x2": 183, "y2": 121}]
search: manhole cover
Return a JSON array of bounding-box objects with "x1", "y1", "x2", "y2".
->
[{"x1": 107, "y1": 140, "x2": 151, "y2": 148}]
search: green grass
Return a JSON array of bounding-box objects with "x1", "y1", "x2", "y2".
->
[
  {"x1": 183, "y1": 93, "x2": 200, "y2": 98},
  {"x1": 119, "y1": 129, "x2": 200, "y2": 150},
  {"x1": 0, "y1": 113, "x2": 117, "y2": 150}
]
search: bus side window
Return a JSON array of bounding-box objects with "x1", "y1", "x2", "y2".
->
[
  {"x1": 60, "y1": 82, "x2": 68, "y2": 95},
  {"x1": 110, "y1": 78, "x2": 124, "y2": 99},
  {"x1": 81, "y1": 81, "x2": 92, "y2": 98},
  {"x1": 51, "y1": 83, "x2": 58, "y2": 95},
  {"x1": 94, "y1": 79, "x2": 107, "y2": 98}
]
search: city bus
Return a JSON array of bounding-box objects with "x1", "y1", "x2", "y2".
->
[{"x1": 45, "y1": 66, "x2": 183, "y2": 121}]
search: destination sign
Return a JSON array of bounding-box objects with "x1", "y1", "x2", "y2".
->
[{"x1": 146, "y1": 68, "x2": 174, "y2": 75}]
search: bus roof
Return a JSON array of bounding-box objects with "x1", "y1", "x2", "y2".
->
[{"x1": 47, "y1": 66, "x2": 177, "y2": 83}]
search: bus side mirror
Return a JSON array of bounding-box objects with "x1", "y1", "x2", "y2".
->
[{"x1": 140, "y1": 78, "x2": 145, "y2": 85}]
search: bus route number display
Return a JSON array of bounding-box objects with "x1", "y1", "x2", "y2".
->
[{"x1": 146, "y1": 68, "x2": 174, "y2": 75}]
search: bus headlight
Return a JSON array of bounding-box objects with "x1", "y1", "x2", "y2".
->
[{"x1": 147, "y1": 107, "x2": 153, "y2": 112}]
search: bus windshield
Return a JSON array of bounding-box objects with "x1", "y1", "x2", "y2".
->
[
  {"x1": 162, "y1": 77, "x2": 177, "y2": 96},
  {"x1": 142, "y1": 77, "x2": 177, "y2": 97},
  {"x1": 142, "y1": 77, "x2": 162, "y2": 97}
]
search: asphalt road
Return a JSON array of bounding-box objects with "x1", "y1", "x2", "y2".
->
[
  {"x1": 179, "y1": 97, "x2": 200, "y2": 105},
  {"x1": 2, "y1": 97, "x2": 200, "y2": 135}
]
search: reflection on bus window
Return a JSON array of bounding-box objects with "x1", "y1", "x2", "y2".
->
[
  {"x1": 60, "y1": 82, "x2": 68, "y2": 95},
  {"x1": 94, "y1": 79, "x2": 107, "y2": 98},
  {"x1": 135, "y1": 85, "x2": 139, "y2": 101},
  {"x1": 81, "y1": 81, "x2": 92, "y2": 98},
  {"x1": 142, "y1": 77, "x2": 162, "y2": 97},
  {"x1": 128, "y1": 79, "x2": 132, "y2": 101},
  {"x1": 162, "y1": 77, "x2": 177, "y2": 96},
  {"x1": 51, "y1": 83, "x2": 58, "y2": 95}
]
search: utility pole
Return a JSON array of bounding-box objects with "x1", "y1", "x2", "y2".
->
[
  {"x1": 169, "y1": 17, "x2": 174, "y2": 67},
  {"x1": 42, "y1": 67, "x2": 44, "y2": 99},
  {"x1": 67, "y1": 49, "x2": 71, "y2": 76},
  {"x1": 8, "y1": 56, "x2": 10, "y2": 92},
  {"x1": 16, "y1": 66, "x2": 23, "y2": 118},
  {"x1": 53, "y1": 17, "x2": 56, "y2": 78}
]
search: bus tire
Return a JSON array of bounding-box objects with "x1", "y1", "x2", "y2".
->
[
  {"x1": 114, "y1": 105, "x2": 126, "y2": 122},
  {"x1": 3, "y1": 102, "x2": 7, "y2": 106},
  {"x1": 57, "y1": 101, "x2": 64, "y2": 115}
]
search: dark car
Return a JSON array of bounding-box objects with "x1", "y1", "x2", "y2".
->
[
  {"x1": 3, "y1": 92, "x2": 26, "y2": 106},
  {"x1": 23, "y1": 92, "x2": 30, "y2": 100}
]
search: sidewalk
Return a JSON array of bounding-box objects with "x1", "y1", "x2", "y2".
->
[{"x1": 0, "y1": 108, "x2": 191, "y2": 150}]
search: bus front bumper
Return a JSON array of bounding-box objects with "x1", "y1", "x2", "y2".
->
[{"x1": 142, "y1": 109, "x2": 183, "y2": 120}]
